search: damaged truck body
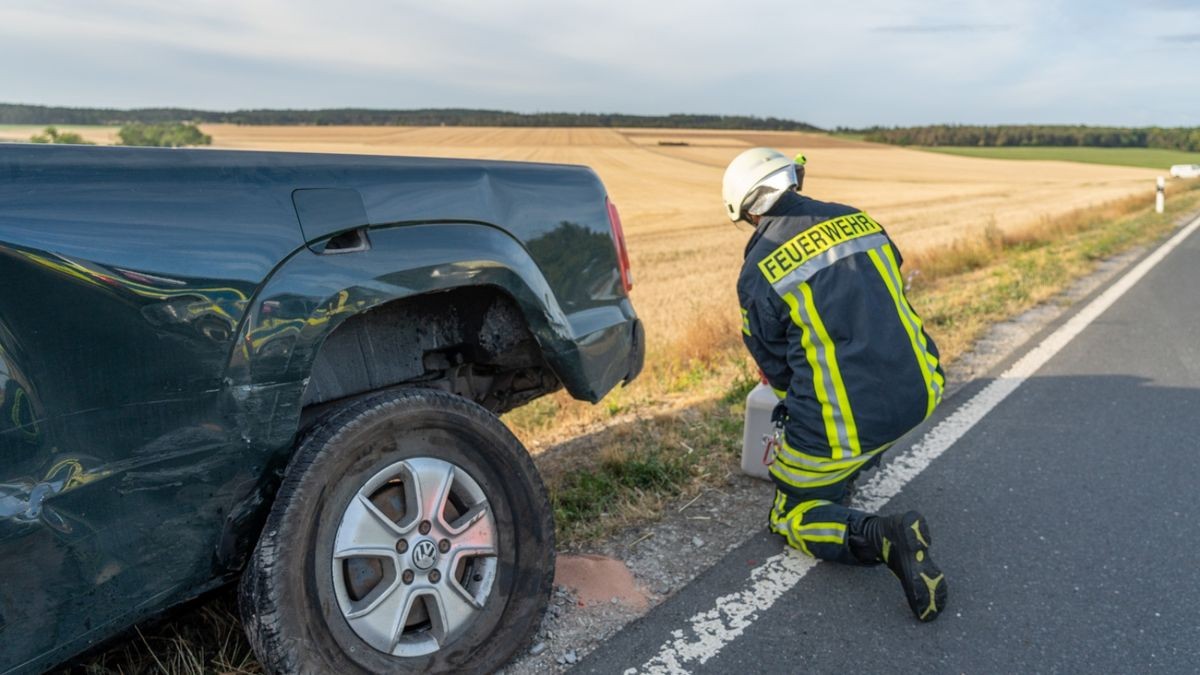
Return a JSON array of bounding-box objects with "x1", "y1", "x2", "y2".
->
[{"x1": 0, "y1": 144, "x2": 643, "y2": 673}]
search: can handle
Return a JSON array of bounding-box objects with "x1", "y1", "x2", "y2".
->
[{"x1": 761, "y1": 427, "x2": 781, "y2": 466}]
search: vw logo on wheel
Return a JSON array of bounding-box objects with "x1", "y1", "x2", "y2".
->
[{"x1": 412, "y1": 539, "x2": 438, "y2": 570}]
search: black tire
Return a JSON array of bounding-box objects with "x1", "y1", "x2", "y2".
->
[{"x1": 239, "y1": 388, "x2": 555, "y2": 674}]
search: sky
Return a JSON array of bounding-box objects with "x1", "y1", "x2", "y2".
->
[{"x1": 1, "y1": 0, "x2": 1198, "y2": 128}]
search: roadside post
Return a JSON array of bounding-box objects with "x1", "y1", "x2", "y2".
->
[{"x1": 1156, "y1": 176, "x2": 1165, "y2": 214}]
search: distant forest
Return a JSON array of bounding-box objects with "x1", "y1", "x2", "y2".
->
[
  {"x1": 0, "y1": 103, "x2": 821, "y2": 131},
  {"x1": 852, "y1": 124, "x2": 1200, "y2": 152},
  {"x1": 9, "y1": 104, "x2": 1197, "y2": 151}
]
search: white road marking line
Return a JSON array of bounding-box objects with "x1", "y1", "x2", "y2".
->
[{"x1": 627, "y1": 213, "x2": 1200, "y2": 675}]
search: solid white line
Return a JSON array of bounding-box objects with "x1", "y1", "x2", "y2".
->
[{"x1": 627, "y1": 212, "x2": 1200, "y2": 675}]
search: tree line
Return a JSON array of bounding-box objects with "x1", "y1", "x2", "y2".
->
[
  {"x1": 117, "y1": 122, "x2": 211, "y2": 147},
  {"x1": 849, "y1": 124, "x2": 1200, "y2": 152},
  {"x1": 27, "y1": 123, "x2": 212, "y2": 147},
  {"x1": 0, "y1": 103, "x2": 820, "y2": 131}
]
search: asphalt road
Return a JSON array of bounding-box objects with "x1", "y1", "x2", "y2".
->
[{"x1": 577, "y1": 217, "x2": 1200, "y2": 674}]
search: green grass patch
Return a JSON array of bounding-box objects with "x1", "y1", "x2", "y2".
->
[
  {"x1": 551, "y1": 455, "x2": 690, "y2": 538},
  {"x1": 546, "y1": 367, "x2": 751, "y2": 546},
  {"x1": 920, "y1": 146, "x2": 1200, "y2": 170},
  {"x1": 666, "y1": 360, "x2": 712, "y2": 393}
]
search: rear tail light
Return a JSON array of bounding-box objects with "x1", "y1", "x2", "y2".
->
[{"x1": 606, "y1": 198, "x2": 633, "y2": 293}]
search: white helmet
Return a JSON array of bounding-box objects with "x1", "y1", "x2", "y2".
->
[{"x1": 721, "y1": 147, "x2": 798, "y2": 222}]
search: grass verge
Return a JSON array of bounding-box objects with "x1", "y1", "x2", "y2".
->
[{"x1": 919, "y1": 145, "x2": 1200, "y2": 170}]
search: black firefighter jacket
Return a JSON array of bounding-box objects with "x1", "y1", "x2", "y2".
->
[{"x1": 737, "y1": 191, "x2": 944, "y2": 491}]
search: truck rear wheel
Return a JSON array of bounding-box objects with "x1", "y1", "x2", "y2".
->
[{"x1": 240, "y1": 388, "x2": 554, "y2": 674}]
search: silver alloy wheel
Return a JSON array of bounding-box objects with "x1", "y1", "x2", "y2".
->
[{"x1": 331, "y1": 457, "x2": 498, "y2": 657}]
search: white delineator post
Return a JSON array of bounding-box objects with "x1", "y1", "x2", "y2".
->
[{"x1": 1157, "y1": 176, "x2": 1166, "y2": 214}]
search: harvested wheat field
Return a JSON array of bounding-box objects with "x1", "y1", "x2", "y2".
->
[
  {"x1": 203, "y1": 124, "x2": 1162, "y2": 439},
  {"x1": 0, "y1": 124, "x2": 120, "y2": 144}
]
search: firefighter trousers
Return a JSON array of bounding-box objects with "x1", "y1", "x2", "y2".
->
[{"x1": 768, "y1": 458, "x2": 882, "y2": 565}]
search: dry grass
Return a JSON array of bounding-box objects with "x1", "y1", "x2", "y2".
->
[
  {"x1": 902, "y1": 192, "x2": 1150, "y2": 282},
  {"x1": 57, "y1": 587, "x2": 259, "y2": 675}
]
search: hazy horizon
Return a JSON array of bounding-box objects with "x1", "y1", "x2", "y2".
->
[{"x1": 6, "y1": 101, "x2": 1200, "y2": 131}]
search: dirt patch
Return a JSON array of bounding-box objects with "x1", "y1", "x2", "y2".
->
[{"x1": 555, "y1": 555, "x2": 649, "y2": 611}]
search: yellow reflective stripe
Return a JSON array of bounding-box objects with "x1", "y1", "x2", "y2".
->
[
  {"x1": 785, "y1": 529, "x2": 811, "y2": 555},
  {"x1": 769, "y1": 492, "x2": 790, "y2": 534},
  {"x1": 792, "y1": 499, "x2": 831, "y2": 518},
  {"x1": 770, "y1": 460, "x2": 859, "y2": 488},
  {"x1": 801, "y1": 283, "x2": 861, "y2": 456},
  {"x1": 787, "y1": 284, "x2": 860, "y2": 459},
  {"x1": 740, "y1": 308, "x2": 751, "y2": 336},
  {"x1": 770, "y1": 510, "x2": 803, "y2": 551},
  {"x1": 867, "y1": 248, "x2": 939, "y2": 417},
  {"x1": 799, "y1": 533, "x2": 846, "y2": 544},
  {"x1": 881, "y1": 245, "x2": 942, "y2": 391},
  {"x1": 782, "y1": 291, "x2": 837, "y2": 457},
  {"x1": 797, "y1": 522, "x2": 847, "y2": 544},
  {"x1": 771, "y1": 387, "x2": 787, "y2": 399},
  {"x1": 787, "y1": 507, "x2": 846, "y2": 550},
  {"x1": 798, "y1": 522, "x2": 846, "y2": 532},
  {"x1": 774, "y1": 501, "x2": 811, "y2": 555},
  {"x1": 772, "y1": 498, "x2": 835, "y2": 556},
  {"x1": 812, "y1": 288, "x2": 860, "y2": 455},
  {"x1": 884, "y1": 246, "x2": 946, "y2": 396},
  {"x1": 770, "y1": 442, "x2": 892, "y2": 489},
  {"x1": 776, "y1": 439, "x2": 874, "y2": 471},
  {"x1": 770, "y1": 491, "x2": 789, "y2": 527}
]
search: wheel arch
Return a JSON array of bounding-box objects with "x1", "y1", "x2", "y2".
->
[
  {"x1": 297, "y1": 285, "x2": 562, "y2": 427},
  {"x1": 221, "y1": 222, "x2": 584, "y2": 445},
  {"x1": 215, "y1": 223, "x2": 569, "y2": 573}
]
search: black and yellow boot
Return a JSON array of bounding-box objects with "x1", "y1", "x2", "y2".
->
[{"x1": 851, "y1": 511, "x2": 947, "y2": 622}]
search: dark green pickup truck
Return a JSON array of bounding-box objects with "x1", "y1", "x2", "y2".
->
[{"x1": 0, "y1": 144, "x2": 643, "y2": 673}]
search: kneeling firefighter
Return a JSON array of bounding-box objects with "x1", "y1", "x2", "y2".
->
[{"x1": 725, "y1": 147, "x2": 948, "y2": 621}]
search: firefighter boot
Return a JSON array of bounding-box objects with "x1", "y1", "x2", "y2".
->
[{"x1": 850, "y1": 511, "x2": 947, "y2": 622}]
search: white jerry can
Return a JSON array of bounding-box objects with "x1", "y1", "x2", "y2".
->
[{"x1": 741, "y1": 382, "x2": 779, "y2": 481}]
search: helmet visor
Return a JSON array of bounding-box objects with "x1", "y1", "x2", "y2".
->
[{"x1": 742, "y1": 164, "x2": 798, "y2": 218}]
